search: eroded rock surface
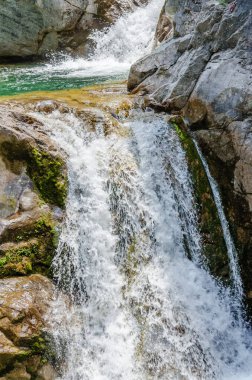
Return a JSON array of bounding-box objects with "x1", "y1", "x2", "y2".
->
[
  {"x1": 0, "y1": 104, "x2": 66, "y2": 277},
  {"x1": 96, "y1": 0, "x2": 149, "y2": 22},
  {"x1": 0, "y1": 0, "x2": 149, "y2": 60},
  {"x1": 0, "y1": 102, "x2": 69, "y2": 379},
  {"x1": 0, "y1": 275, "x2": 56, "y2": 379},
  {"x1": 128, "y1": 0, "x2": 252, "y2": 311}
]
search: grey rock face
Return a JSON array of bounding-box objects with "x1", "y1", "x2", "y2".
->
[
  {"x1": 0, "y1": 0, "x2": 148, "y2": 60},
  {"x1": 128, "y1": 0, "x2": 252, "y2": 312}
]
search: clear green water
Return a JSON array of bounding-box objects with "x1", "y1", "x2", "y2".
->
[{"x1": 0, "y1": 60, "x2": 127, "y2": 96}]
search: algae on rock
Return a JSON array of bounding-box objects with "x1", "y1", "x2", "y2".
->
[{"x1": 27, "y1": 148, "x2": 67, "y2": 209}]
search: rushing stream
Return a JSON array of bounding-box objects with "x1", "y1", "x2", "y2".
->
[{"x1": 2, "y1": 0, "x2": 252, "y2": 378}]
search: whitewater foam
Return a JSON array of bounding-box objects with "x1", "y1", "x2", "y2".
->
[{"x1": 32, "y1": 109, "x2": 252, "y2": 380}]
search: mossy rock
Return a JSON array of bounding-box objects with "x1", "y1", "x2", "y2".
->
[
  {"x1": 0, "y1": 335, "x2": 56, "y2": 379},
  {"x1": 0, "y1": 214, "x2": 59, "y2": 278},
  {"x1": 27, "y1": 148, "x2": 67, "y2": 209},
  {"x1": 172, "y1": 121, "x2": 230, "y2": 284},
  {"x1": 0, "y1": 138, "x2": 67, "y2": 209}
]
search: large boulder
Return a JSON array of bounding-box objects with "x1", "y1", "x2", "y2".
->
[
  {"x1": 0, "y1": 0, "x2": 88, "y2": 59},
  {"x1": 128, "y1": 0, "x2": 252, "y2": 312},
  {"x1": 0, "y1": 0, "x2": 149, "y2": 61}
]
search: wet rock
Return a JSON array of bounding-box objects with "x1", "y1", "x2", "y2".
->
[
  {"x1": 0, "y1": 275, "x2": 55, "y2": 378},
  {"x1": 0, "y1": 104, "x2": 66, "y2": 278},
  {"x1": 35, "y1": 101, "x2": 69, "y2": 114},
  {"x1": 0, "y1": 104, "x2": 67, "y2": 208},
  {"x1": 19, "y1": 189, "x2": 40, "y2": 212},
  {"x1": 0, "y1": 362, "x2": 31, "y2": 380},
  {"x1": 36, "y1": 363, "x2": 57, "y2": 380},
  {"x1": 0, "y1": 332, "x2": 27, "y2": 372},
  {"x1": 154, "y1": 1, "x2": 174, "y2": 45},
  {"x1": 96, "y1": 0, "x2": 149, "y2": 23}
]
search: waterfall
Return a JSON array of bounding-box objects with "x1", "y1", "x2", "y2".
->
[
  {"x1": 89, "y1": 0, "x2": 163, "y2": 64},
  {"x1": 194, "y1": 141, "x2": 244, "y2": 302},
  {"x1": 2, "y1": 0, "x2": 252, "y2": 378},
  {"x1": 32, "y1": 109, "x2": 252, "y2": 380},
  {"x1": 55, "y1": 0, "x2": 163, "y2": 75},
  {"x1": 0, "y1": 0, "x2": 163, "y2": 96}
]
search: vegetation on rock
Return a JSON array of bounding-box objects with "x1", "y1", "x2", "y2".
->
[
  {"x1": 0, "y1": 213, "x2": 59, "y2": 278},
  {"x1": 27, "y1": 148, "x2": 67, "y2": 209},
  {"x1": 172, "y1": 120, "x2": 230, "y2": 283}
]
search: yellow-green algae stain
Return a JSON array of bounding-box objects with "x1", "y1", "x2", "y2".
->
[
  {"x1": 0, "y1": 81, "x2": 135, "y2": 113},
  {"x1": 0, "y1": 141, "x2": 67, "y2": 209}
]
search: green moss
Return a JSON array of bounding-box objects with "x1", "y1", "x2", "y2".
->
[
  {"x1": 9, "y1": 335, "x2": 55, "y2": 375},
  {"x1": 31, "y1": 337, "x2": 47, "y2": 355},
  {"x1": 0, "y1": 243, "x2": 36, "y2": 277},
  {"x1": 27, "y1": 148, "x2": 67, "y2": 208},
  {"x1": 0, "y1": 251, "x2": 33, "y2": 276},
  {"x1": 0, "y1": 213, "x2": 58, "y2": 277},
  {"x1": 0, "y1": 257, "x2": 7, "y2": 267},
  {"x1": 172, "y1": 122, "x2": 230, "y2": 283},
  {"x1": 31, "y1": 334, "x2": 57, "y2": 366}
]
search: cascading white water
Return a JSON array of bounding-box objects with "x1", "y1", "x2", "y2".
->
[
  {"x1": 33, "y1": 109, "x2": 252, "y2": 380},
  {"x1": 89, "y1": 0, "x2": 163, "y2": 65},
  {"x1": 0, "y1": 0, "x2": 163, "y2": 96},
  {"x1": 23, "y1": 1, "x2": 252, "y2": 378},
  {"x1": 49, "y1": 0, "x2": 163, "y2": 77}
]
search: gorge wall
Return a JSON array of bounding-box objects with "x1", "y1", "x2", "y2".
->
[{"x1": 128, "y1": 0, "x2": 252, "y2": 313}]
